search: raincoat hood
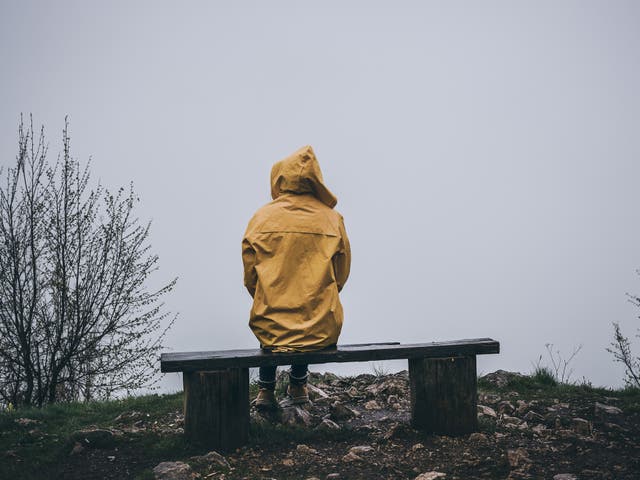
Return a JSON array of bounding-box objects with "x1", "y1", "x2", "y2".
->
[{"x1": 270, "y1": 145, "x2": 338, "y2": 209}]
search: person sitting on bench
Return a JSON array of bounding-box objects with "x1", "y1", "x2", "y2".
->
[{"x1": 242, "y1": 145, "x2": 351, "y2": 409}]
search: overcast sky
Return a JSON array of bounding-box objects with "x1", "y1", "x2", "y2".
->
[{"x1": 1, "y1": 1, "x2": 639, "y2": 391}]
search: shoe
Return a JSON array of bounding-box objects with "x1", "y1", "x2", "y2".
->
[
  {"x1": 255, "y1": 388, "x2": 278, "y2": 410},
  {"x1": 287, "y1": 383, "x2": 310, "y2": 405}
]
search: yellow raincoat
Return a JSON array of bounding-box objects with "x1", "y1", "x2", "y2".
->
[{"x1": 242, "y1": 146, "x2": 351, "y2": 352}]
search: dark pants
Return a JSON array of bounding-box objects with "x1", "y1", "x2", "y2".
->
[{"x1": 258, "y1": 364, "x2": 308, "y2": 390}]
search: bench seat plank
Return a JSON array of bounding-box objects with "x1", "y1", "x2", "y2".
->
[{"x1": 161, "y1": 338, "x2": 499, "y2": 372}]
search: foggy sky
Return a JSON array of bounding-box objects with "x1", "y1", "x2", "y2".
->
[{"x1": 1, "y1": 1, "x2": 639, "y2": 391}]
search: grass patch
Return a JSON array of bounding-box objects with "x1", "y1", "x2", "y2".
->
[
  {"x1": 478, "y1": 372, "x2": 640, "y2": 413},
  {"x1": 531, "y1": 366, "x2": 558, "y2": 387}
]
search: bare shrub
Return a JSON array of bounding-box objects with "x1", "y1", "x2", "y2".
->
[{"x1": 0, "y1": 116, "x2": 176, "y2": 407}]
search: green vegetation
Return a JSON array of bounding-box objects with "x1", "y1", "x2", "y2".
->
[
  {"x1": 0, "y1": 393, "x2": 185, "y2": 480},
  {"x1": 530, "y1": 366, "x2": 558, "y2": 387},
  {"x1": 477, "y1": 369, "x2": 640, "y2": 411}
]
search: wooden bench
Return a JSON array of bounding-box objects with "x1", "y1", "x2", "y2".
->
[{"x1": 160, "y1": 338, "x2": 500, "y2": 450}]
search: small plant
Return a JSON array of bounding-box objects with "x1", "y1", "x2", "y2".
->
[
  {"x1": 531, "y1": 343, "x2": 582, "y2": 385},
  {"x1": 607, "y1": 269, "x2": 640, "y2": 388},
  {"x1": 531, "y1": 366, "x2": 558, "y2": 387},
  {"x1": 608, "y1": 322, "x2": 640, "y2": 388},
  {"x1": 547, "y1": 343, "x2": 582, "y2": 384},
  {"x1": 371, "y1": 362, "x2": 389, "y2": 377}
]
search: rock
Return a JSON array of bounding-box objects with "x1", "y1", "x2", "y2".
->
[
  {"x1": 498, "y1": 400, "x2": 515, "y2": 415},
  {"x1": 469, "y1": 432, "x2": 488, "y2": 442},
  {"x1": 480, "y1": 393, "x2": 501, "y2": 404},
  {"x1": 480, "y1": 370, "x2": 524, "y2": 388},
  {"x1": 531, "y1": 424, "x2": 548, "y2": 435},
  {"x1": 114, "y1": 411, "x2": 145, "y2": 424},
  {"x1": 349, "y1": 445, "x2": 374, "y2": 455},
  {"x1": 14, "y1": 418, "x2": 41, "y2": 426},
  {"x1": 411, "y1": 443, "x2": 425, "y2": 452},
  {"x1": 553, "y1": 475, "x2": 577, "y2": 480},
  {"x1": 365, "y1": 379, "x2": 403, "y2": 396},
  {"x1": 152, "y1": 461, "x2": 192, "y2": 480},
  {"x1": 327, "y1": 474, "x2": 341, "y2": 479},
  {"x1": 415, "y1": 472, "x2": 446, "y2": 480},
  {"x1": 296, "y1": 444, "x2": 318, "y2": 455},
  {"x1": 341, "y1": 451, "x2": 362, "y2": 462},
  {"x1": 595, "y1": 402, "x2": 623, "y2": 415},
  {"x1": 330, "y1": 402, "x2": 355, "y2": 421},
  {"x1": 383, "y1": 423, "x2": 413, "y2": 440},
  {"x1": 70, "y1": 442, "x2": 85, "y2": 455},
  {"x1": 281, "y1": 406, "x2": 313, "y2": 427},
  {"x1": 316, "y1": 418, "x2": 341, "y2": 431},
  {"x1": 502, "y1": 415, "x2": 521, "y2": 425},
  {"x1": 364, "y1": 400, "x2": 381, "y2": 410},
  {"x1": 282, "y1": 458, "x2": 294, "y2": 467},
  {"x1": 4, "y1": 449, "x2": 21, "y2": 461},
  {"x1": 189, "y1": 450, "x2": 230, "y2": 468},
  {"x1": 604, "y1": 422, "x2": 626, "y2": 432},
  {"x1": 523, "y1": 411, "x2": 544, "y2": 423},
  {"x1": 307, "y1": 383, "x2": 330, "y2": 400},
  {"x1": 572, "y1": 417, "x2": 591, "y2": 436},
  {"x1": 345, "y1": 386, "x2": 361, "y2": 398},
  {"x1": 507, "y1": 448, "x2": 530, "y2": 468},
  {"x1": 305, "y1": 478, "x2": 321, "y2": 480},
  {"x1": 70, "y1": 429, "x2": 116, "y2": 449},
  {"x1": 516, "y1": 400, "x2": 528, "y2": 414},
  {"x1": 107, "y1": 455, "x2": 116, "y2": 462},
  {"x1": 387, "y1": 394, "x2": 400, "y2": 405},
  {"x1": 557, "y1": 429, "x2": 576, "y2": 439},
  {"x1": 477, "y1": 405, "x2": 498, "y2": 418}
]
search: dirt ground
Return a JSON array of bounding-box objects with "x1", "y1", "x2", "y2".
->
[{"x1": 45, "y1": 370, "x2": 640, "y2": 480}]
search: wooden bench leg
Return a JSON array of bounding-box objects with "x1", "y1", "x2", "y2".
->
[
  {"x1": 409, "y1": 355, "x2": 478, "y2": 435},
  {"x1": 183, "y1": 368, "x2": 249, "y2": 451}
]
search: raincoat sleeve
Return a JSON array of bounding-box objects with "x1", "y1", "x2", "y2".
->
[
  {"x1": 242, "y1": 236, "x2": 257, "y2": 298},
  {"x1": 332, "y1": 216, "x2": 351, "y2": 292}
]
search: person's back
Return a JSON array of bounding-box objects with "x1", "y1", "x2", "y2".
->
[{"x1": 242, "y1": 145, "x2": 350, "y2": 407}]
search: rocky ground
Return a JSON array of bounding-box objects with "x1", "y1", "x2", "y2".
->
[{"x1": 4, "y1": 370, "x2": 640, "y2": 479}]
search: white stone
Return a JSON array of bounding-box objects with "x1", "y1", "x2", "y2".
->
[
  {"x1": 349, "y1": 445, "x2": 374, "y2": 455},
  {"x1": 341, "y1": 451, "x2": 362, "y2": 462},
  {"x1": 595, "y1": 402, "x2": 623, "y2": 415},
  {"x1": 153, "y1": 461, "x2": 192, "y2": 480},
  {"x1": 477, "y1": 405, "x2": 497, "y2": 418},
  {"x1": 296, "y1": 444, "x2": 318, "y2": 455},
  {"x1": 469, "y1": 432, "x2": 488, "y2": 442},
  {"x1": 364, "y1": 400, "x2": 381, "y2": 410},
  {"x1": 415, "y1": 472, "x2": 446, "y2": 480},
  {"x1": 316, "y1": 418, "x2": 341, "y2": 431}
]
